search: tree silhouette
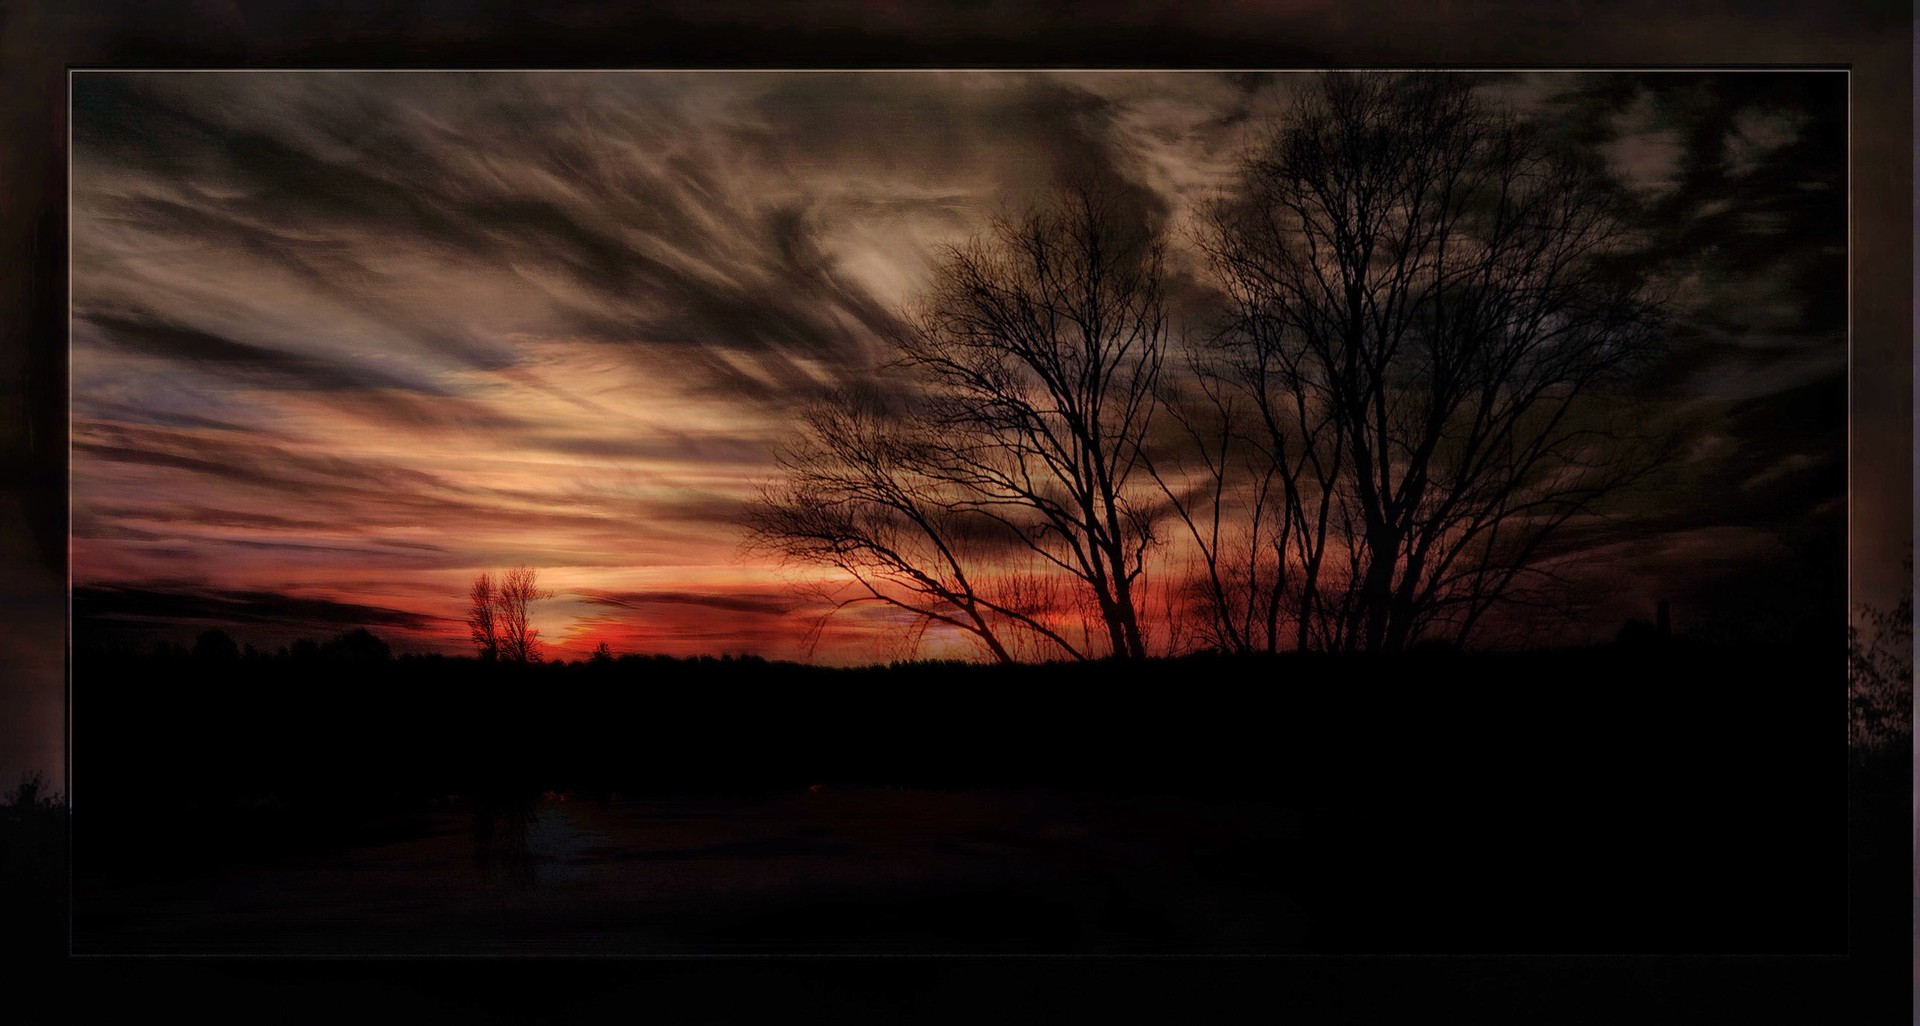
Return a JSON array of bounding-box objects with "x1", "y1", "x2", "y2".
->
[
  {"x1": 324, "y1": 627, "x2": 391, "y2": 666},
  {"x1": 468, "y1": 572, "x2": 500, "y2": 662},
  {"x1": 751, "y1": 389, "x2": 1087, "y2": 663},
  {"x1": 468, "y1": 566, "x2": 549, "y2": 664},
  {"x1": 1197, "y1": 73, "x2": 1667, "y2": 653},
  {"x1": 752, "y1": 180, "x2": 1168, "y2": 661},
  {"x1": 192, "y1": 629, "x2": 239, "y2": 663},
  {"x1": 496, "y1": 566, "x2": 550, "y2": 664}
]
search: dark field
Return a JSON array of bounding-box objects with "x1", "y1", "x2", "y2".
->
[
  {"x1": 76, "y1": 787, "x2": 1303, "y2": 954},
  {"x1": 70, "y1": 642, "x2": 1845, "y2": 955}
]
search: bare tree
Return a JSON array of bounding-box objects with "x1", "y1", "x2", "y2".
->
[
  {"x1": 751, "y1": 180, "x2": 1168, "y2": 661},
  {"x1": 468, "y1": 572, "x2": 499, "y2": 662},
  {"x1": 902, "y1": 181, "x2": 1168, "y2": 659},
  {"x1": 750, "y1": 390, "x2": 1088, "y2": 663},
  {"x1": 1199, "y1": 73, "x2": 1667, "y2": 653},
  {"x1": 496, "y1": 565, "x2": 550, "y2": 664}
]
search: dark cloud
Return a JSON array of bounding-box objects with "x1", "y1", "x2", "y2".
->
[
  {"x1": 78, "y1": 401, "x2": 265, "y2": 434},
  {"x1": 73, "y1": 419, "x2": 459, "y2": 499},
  {"x1": 70, "y1": 71, "x2": 1255, "y2": 467},
  {"x1": 1541, "y1": 73, "x2": 1845, "y2": 343},
  {"x1": 218, "y1": 536, "x2": 444, "y2": 558},
  {"x1": 73, "y1": 584, "x2": 448, "y2": 633},
  {"x1": 1530, "y1": 374, "x2": 1844, "y2": 549},
  {"x1": 1510, "y1": 73, "x2": 1848, "y2": 604},
  {"x1": 88, "y1": 505, "x2": 375, "y2": 532},
  {"x1": 581, "y1": 589, "x2": 794, "y2": 616},
  {"x1": 69, "y1": 418, "x2": 651, "y2": 570},
  {"x1": 68, "y1": 517, "x2": 171, "y2": 543},
  {"x1": 743, "y1": 74, "x2": 1161, "y2": 213},
  {"x1": 81, "y1": 312, "x2": 450, "y2": 394},
  {"x1": 527, "y1": 432, "x2": 772, "y2": 467},
  {"x1": 95, "y1": 191, "x2": 516, "y2": 375},
  {"x1": 74, "y1": 73, "x2": 922, "y2": 410}
]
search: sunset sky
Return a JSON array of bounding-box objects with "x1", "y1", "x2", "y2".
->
[{"x1": 69, "y1": 70, "x2": 1847, "y2": 663}]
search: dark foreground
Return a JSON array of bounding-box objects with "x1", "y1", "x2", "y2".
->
[
  {"x1": 77, "y1": 787, "x2": 1303, "y2": 954},
  {"x1": 71, "y1": 642, "x2": 1845, "y2": 955}
]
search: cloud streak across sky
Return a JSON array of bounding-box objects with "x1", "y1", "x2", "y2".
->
[{"x1": 70, "y1": 71, "x2": 1846, "y2": 661}]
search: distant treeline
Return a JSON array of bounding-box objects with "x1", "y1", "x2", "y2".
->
[
  {"x1": 76, "y1": 631, "x2": 1838, "y2": 802},
  {"x1": 75, "y1": 634, "x2": 1837, "y2": 814}
]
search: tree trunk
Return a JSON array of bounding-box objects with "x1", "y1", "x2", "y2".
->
[{"x1": 1357, "y1": 527, "x2": 1400, "y2": 653}]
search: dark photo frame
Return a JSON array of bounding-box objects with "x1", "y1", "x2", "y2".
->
[{"x1": 3, "y1": 3, "x2": 1910, "y2": 1022}]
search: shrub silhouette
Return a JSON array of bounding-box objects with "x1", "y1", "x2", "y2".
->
[
  {"x1": 324, "y1": 628, "x2": 391, "y2": 666},
  {"x1": 193, "y1": 629, "x2": 239, "y2": 663}
]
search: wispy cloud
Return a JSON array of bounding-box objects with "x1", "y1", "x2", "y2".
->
[{"x1": 70, "y1": 71, "x2": 1845, "y2": 659}]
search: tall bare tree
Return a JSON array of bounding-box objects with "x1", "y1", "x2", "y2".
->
[
  {"x1": 1199, "y1": 73, "x2": 1667, "y2": 653},
  {"x1": 467, "y1": 572, "x2": 499, "y2": 662},
  {"x1": 468, "y1": 566, "x2": 549, "y2": 663},
  {"x1": 751, "y1": 180, "x2": 1168, "y2": 661},
  {"x1": 496, "y1": 565, "x2": 550, "y2": 664}
]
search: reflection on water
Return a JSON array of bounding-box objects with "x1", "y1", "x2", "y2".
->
[{"x1": 469, "y1": 788, "x2": 539, "y2": 888}]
